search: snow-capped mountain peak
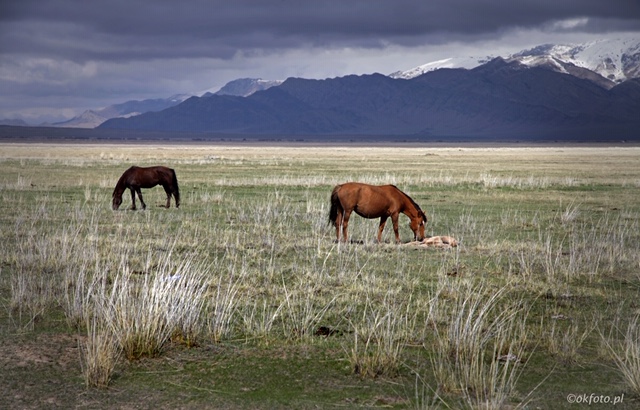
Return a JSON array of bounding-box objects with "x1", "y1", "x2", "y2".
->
[
  {"x1": 389, "y1": 56, "x2": 494, "y2": 79},
  {"x1": 391, "y1": 37, "x2": 640, "y2": 87},
  {"x1": 211, "y1": 78, "x2": 283, "y2": 97},
  {"x1": 510, "y1": 37, "x2": 640, "y2": 84}
]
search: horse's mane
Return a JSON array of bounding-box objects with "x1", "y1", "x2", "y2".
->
[
  {"x1": 113, "y1": 166, "x2": 134, "y2": 196},
  {"x1": 391, "y1": 184, "x2": 425, "y2": 219}
]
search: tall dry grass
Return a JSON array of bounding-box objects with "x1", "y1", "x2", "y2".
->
[
  {"x1": 95, "y1": 246, "x2": 210, "y2": 360},
  {"x1": 427, "y1": 281, "x2": 531, "y2": 408},
  {"x1": 601, "y1": 314, "x2": 640, "y2": 394},
  {"x1": 81, "y1": 314, "x2": 121, "y2": 388},
  {"x1": 347, "y1": 289, "x2": 415, "y2": 378}
]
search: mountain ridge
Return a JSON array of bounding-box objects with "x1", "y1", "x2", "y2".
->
[{"x1": 99, "y1": 57, "x2": 640, "y2": 140}]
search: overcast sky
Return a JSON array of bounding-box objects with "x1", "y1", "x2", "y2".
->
[{"x1": 1, "y1": 0, "x2": 640, "y2": 124}]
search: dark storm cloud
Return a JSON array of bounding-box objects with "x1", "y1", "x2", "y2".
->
[
  {"x1": 2, "y1": 0, "x2": 639, "y2": 62},
  {"x1": 1, "y1": 0, "x2": 639, "y2": 123}
]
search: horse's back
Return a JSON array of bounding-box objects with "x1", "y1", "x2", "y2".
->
[
  {"x1": 338, "y1": 182, "x2": 400, "y2": 200},
  {"x1": 123, "y1": 165, "x2": 138, "y2": 175},
  {"x1": 334, "y1": 182, "x2": 401, "y2": 217},
  {"x1": 122, "y1": 165, "x2": 175, "y2": 188},
  {"x1": 141, "y1": 165, "x2": 173, "y2": 174}
]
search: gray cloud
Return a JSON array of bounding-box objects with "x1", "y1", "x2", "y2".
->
[
  {"x1": 1, "y1": 0, "x2": 639, "y2": 123},
  {"x1": 4, "y1": 1, "x2": 639, "y2": 59}
]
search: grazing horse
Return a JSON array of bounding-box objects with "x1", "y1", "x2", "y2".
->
[
  {"x1": 112, "y1": 166, "x2": 180, "y2": 210},
  {"x1": 329, "y1": 182, "x2": 427, "y2": 243}
]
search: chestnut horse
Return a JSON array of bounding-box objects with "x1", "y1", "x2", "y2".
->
[
  {"x1": 329, "y1": 182, "x2": 427, "y2": 243},
  {"x1": 112, "y1": 166, "x2": 180, "y2": 210}
]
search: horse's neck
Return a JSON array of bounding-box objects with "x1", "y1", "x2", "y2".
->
[
  {"x1": 398, "y1": 192, "x2": 420, "y2": 217},
  {"x1": 113, "y1": 176, "x2": 128, "y2": 195},
  {"x1": 401, "y1": 204, "x2": 419, "y2": 218}
]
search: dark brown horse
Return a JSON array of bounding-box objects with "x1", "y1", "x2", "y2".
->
[
  {"x1": 329, "y1": 182, "x2": 427, "y2": 243},
  {"x1": 112, "y1": 166, "x2": 180, "y2": 210}
]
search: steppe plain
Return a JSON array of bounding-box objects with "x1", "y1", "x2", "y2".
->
[{"x1": 1, "y1": 141, "x2": 639, "y2": 409}]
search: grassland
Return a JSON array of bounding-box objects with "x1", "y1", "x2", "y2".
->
[{"x1": 1, "y1": 142, "x2": 639, "y2": 409}]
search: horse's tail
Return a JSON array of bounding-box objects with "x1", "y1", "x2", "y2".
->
[
  {"x1": 171, "y1": 168, "x2": 180, "y2": 207},
  {"x1": 328, "y1": 185, "x2": 341, "y2": 227}
]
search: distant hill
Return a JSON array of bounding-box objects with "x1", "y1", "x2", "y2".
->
[
  {"x1": 0, "y1": 118, "x2": 29, "y2": 127},
  {"x1": 99, "y1": 58, "x2": 640, "y2": 141},
  {"x1": 51, "y1": 95, "x2": 191, "y2": 128},
  {"x1": 48, "y1": 79, "x2": 281, "y2": 128}
]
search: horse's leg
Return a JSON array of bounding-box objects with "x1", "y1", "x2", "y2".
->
[
  {"x1": 341, "y1": 209, "x2": 352, "y2": 243},
  {"x1": 129, "y1": 188, "x2": 137, "y2": 210},
  {"x1": 163, "y1": 186, "x2": 171, "y2": 208},
  {"x1": 334, "y1": 208, "x2": 343, "y2": 242},
  {"x1": 377, "y1": 216, "x2": 388, "y2": 243},
  {"x1": 136, "y1": 188, "x2": 146, "y2": 210},
  {"x1": 391, "y1": 214, "x2": 401, "y2": 243}
]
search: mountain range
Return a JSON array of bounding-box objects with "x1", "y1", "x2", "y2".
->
[
  {"x1": 97, "y1": 38, "x2": 640, "y2": 141},
  {"x1": 4, "y1": 37, "x2": 640, "y2": 141},
  {"x1": 98, "y1": 55, "x2": 640, "y2": 140}
]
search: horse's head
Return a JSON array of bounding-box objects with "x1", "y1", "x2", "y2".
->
[
  {"x1": 112, "y1": 192, "x2": 122, "y2": 210},
  {"x1": 410, "y1": 211, "x2": 427, "y2": 241}
]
